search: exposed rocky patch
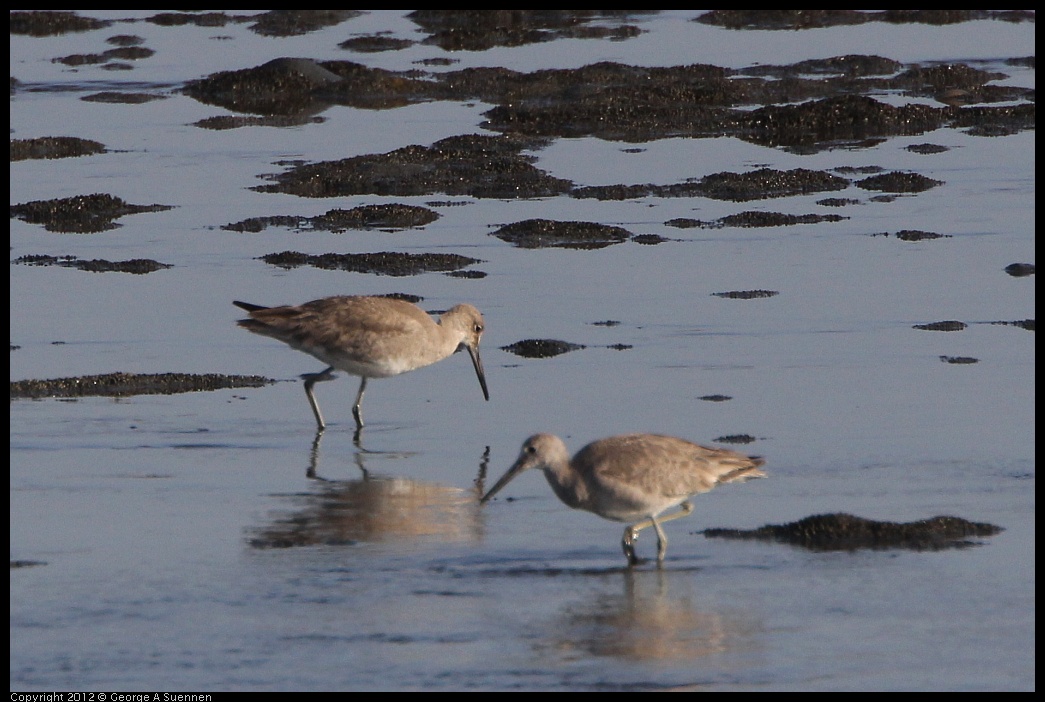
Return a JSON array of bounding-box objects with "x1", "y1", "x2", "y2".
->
[{"x1": 704, "y1": 512, "x2": 1004, "y2": 551}]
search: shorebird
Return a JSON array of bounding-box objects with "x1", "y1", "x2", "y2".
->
[
  {"x1": 481, "y1": 433, "x2": 766, "y2": 566},
  {"x1": 233, "y1": 296, "x2": 489, "y2": 430}
]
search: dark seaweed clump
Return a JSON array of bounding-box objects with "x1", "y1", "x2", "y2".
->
[
  {"x1": 704, "y1": 512, "x2": 1003, "y2": 551},
  {"x1": 501, "y1": 339, "x2": 585, "y2": 358},
  {"x1": 11, "y1": 372, "x2": 273, "y2": 399}
]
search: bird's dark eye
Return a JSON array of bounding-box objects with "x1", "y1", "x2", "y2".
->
[
  {"x1": 526, "y1": 444, "x2": 536, "y2": 454},
  {"x1": 474, "y1": 323, "x2": 483, "y2": 334}
]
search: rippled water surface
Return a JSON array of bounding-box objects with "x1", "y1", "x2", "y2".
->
[{"x1": 10, "y1": 10, "x2": 1034, "y2": 691}]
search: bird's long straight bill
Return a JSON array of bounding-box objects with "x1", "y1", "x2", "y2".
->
[
  {"x1": 466, "y1": 344, "x2": 490, "y2": 401},
  {"x1": 479, "y1": 458, "x2": 527, "y2": 504}
]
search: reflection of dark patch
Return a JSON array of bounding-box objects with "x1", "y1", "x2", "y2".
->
[
  {"x1": 258, "y1": 250, "x2": 482, "y2": 277},
  {"x1": 10, "y1": 193, "x2": 173, "y2": 233},
  {"x1": 913, "y1": 320, "x2": 966, "y2": 331},
  {"x1": 1004, "y1": 263, "x2": 1035, "y2": 277},
  {"x1": 10, "y1": 137, "x2": 106, "y2": 161},
  {"x1": 223, "y1": 204, "x2": 439, "y2": 233},
  {"x1": 704, "y1": 513, "x2": 1003, "y2": 551},
  {"x1": 501, "y1": 339, "x2": 585, "y2": 358},
  {"x1": 10, "y1": 10, "x2": 111, "y2": 36},
  {"x1": 13, "y1": 254, "x2": 171, "y2": 274},
  {"x1": 490, "y1": 219, "x2": 632, "y2": 249},
  {"x1": 146, "y1": 12, "x2": 248, "y2": 28},
  {"x1": 940, "y1": 356, "x2": 978, "y2": 364},
  {"x1": 712, "y1": 290, "x2": 778, "y2": 299},
  {"x1": 252, "y1": 134, "x2": 570, "y2": 199},
  {"x1": 340, "y1": 36, "x2": 415, "y2": 53},
  {"x1": 713, "y1": 434, "x2": 757, "y2": 444},
  {"x1": 699, "y1": 395, "x2": 732, "y2": 402},
  {"x1": 856, "y1": 171, "x2": 943, "y2": 192},
  {"x1": 11, "y1": 372, "x2": 273, "y2": 399}
]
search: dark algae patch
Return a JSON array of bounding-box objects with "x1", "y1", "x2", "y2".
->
[
  {"x1": 10, "y1": 137, "x2": 106, "y2": 161},
  {"x1": 501, "y1": 339, "x2": 586, "y2": 358},
  {"x1": 180, "y1": 52, "x2": 1033, "y2": 150},
  {"x1": 704, "y1": 513, "x2": 1004, "y2": 551},
  {"x1": 490, "y1": 219, "x2": 633, "y2": 249},
  {"x1": 913, "y1": 320, "x2": 967, "y2": 331},
  {"x1": 258, "y1": 251, "x2": 483, "y2": 277},
  {"x1": 712, "y1": 290, "x2": 779, "y2": 300},
  {"x1": 10, "y1": 10, "x2": 112, "y2": 36},
  {"x1": 11, "y1": 372, "x2": 273, "y2": 400},
  {"x1": 13, "y1": 254, "x2": 172, "y2": 274},
  {"x1": 10, "y1": 193, "x2": 173, "y2": 233},
  {"x1": 667, "y1": 212, "x2": 847, "y2": 229},
  {"x1": 223, "y1": 204, "x2": 439, "y2": 233},
  {"x1": 940, "y1": 356, "x2": 979, "y2": 364},
  {"x1": 252, "y1": 134, "x2": 571, "y2": 199},
  {"x1": 1004, "y1": 263, "x2": 1035, "y2": 277}
]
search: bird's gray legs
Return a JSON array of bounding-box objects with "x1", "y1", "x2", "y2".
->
[
  {"x1": 621, "y1": 501, "x2": 695, "y2": 566},
  {"x1": 301, "y1": 368, "x2": 367, "y2": 431},
  {"x1": 352, "y1": 377, "x2": 367, "y2": 429},
  {"x1": 301, "y1": 366, "x2": 337, "y2": 430}
]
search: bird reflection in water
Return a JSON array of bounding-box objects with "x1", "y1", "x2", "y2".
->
[
  {"x1": 247, "y1": 430, "x2": 489, "y2": 549},
  {"x1": 551, "y1": 569, "x2": 758, "y2": 663}
]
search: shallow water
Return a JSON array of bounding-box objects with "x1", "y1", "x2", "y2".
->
[{"x1": 10, "y1": 10, "x2": 1035, "y2": 691}]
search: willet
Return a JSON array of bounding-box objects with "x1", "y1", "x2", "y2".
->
[
  {"x1": 481, "y1": 433, "x2": 766, "y2": 566},
  {"x1": 233, "y1": 296, "x2": 489, "y2": 430}
]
